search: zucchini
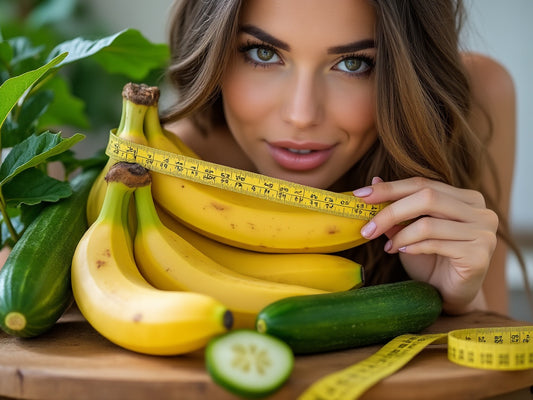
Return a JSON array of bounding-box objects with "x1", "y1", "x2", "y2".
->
[
  {"x1": 0, "y1": 168, "x2": 99, "y2": 337},
  {"x1": 255, "y1": 280, "x2": 442, "y2": 354},
  {"x1": 206, "y1": 329, "x2": 294, "y2": 398}
]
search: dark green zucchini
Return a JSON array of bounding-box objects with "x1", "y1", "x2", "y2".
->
[
  {"x1": 0, "y1": 168, "x2": 99, "y2": 337},
  {"x1": 256, "y1": 280, "x2": 442, "y2": 354}
]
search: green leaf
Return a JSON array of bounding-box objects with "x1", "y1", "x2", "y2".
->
[
  {"x1": 92, "y1": 29, "x2": 169, "y2": 80},
  {"x1": 0, "y1": 41, "x2": 13, "y2": 66},
  {"x1": 1, "y1": 89, "x2": 54, "y2": 147},
  {"x1": 2, "y1": 167, "x2": 72, "y2": 207},
  {"x1": 0, "y1": 52, "x2": 67, "y2": 133},
  {"x1": 47, "y1": 29, "x2": 169, "y2": 80},
  {"x1": 9, "y1": 37, "x2": 44, "y2": 64},
  {"x1": 0, "y1": 131, "x2": 84, "y2": 186},
  {"x1": 26, "y1": 0, "x2": 78, "y2": 29},
  {"x1": 37, "y1": 75, "x2": 89, "y2": 129}
]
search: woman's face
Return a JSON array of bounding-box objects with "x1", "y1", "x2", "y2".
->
[{"x1": 221, "y1": 0, "x2": 378, "y2": 189}]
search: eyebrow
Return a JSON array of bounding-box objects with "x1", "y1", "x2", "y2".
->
[
  {"x1": 239, "y1": 24, "x2": 375, "y2": 55},
  {"x1": 240, "y1": 25, "x2": 290, "y2": 51},
  {"x1": 327, "y1": 39, "x2": 375, "y2": 54}
]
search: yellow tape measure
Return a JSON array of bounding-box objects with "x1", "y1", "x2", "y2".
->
[
  {"x1": 105, "y1": 134, "x2": 384, "y2": 221},
  {"x1": 299, "y1": 326, "x2": 533, "y2": 400}
]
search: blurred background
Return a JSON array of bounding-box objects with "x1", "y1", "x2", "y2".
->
[{"x1": 1, "y1": 0, "x2": 531, "y2": 320}]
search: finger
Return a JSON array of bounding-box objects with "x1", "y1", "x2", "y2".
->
[
  {"x1": 383, "y1": 224, "x2": 405, "y2": 240},
  {"x1": 354, "y1": 176, "x2": 487, "y2": 208},
  {"x1": 360, "y1": 189, "x2": 490, "y2": 240},
  {"x1": 397, "y1": 238, "x2": 493, "y2": 281},
  {"x1": 383, "y1": 216, "x2": 494, "y2": 253}
]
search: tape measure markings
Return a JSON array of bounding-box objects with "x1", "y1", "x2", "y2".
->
[
  {"x1": 298, "y1": 333, "x2": 447, "y2": 400},
  {"x1": 298, "y1": 327, "x2": 533, "y2": 400},
  {"x1": 106, "y1": 134, "x2": 385, "y2": 221},
  {"x1": 448, "y1": 326, "x2": 533, "y2": 370}
]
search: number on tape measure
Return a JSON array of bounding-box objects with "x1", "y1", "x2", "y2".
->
[
  {"x1": 105, "y1": 133, "x2": 384, "y2": 220},
  {"x1": 448, "y1": 326, "x2": 533, "y2": 370},
  {"x1": 298, "y1": 333, "x2": 447, "y2": 400},
  {"x1": 298, "y1": 327, "x2": 533, "y2": 400}
]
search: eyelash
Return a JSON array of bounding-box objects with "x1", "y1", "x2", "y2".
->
[
  {"x1": 237, "y1": 41, "x2": 281, "y2": 68},
  {"x1": 333, "y1": 53, "x2": 375, "y2": 78},
  {"x1": 237, "y1": 40, "x2": 375, "y2": 77}
]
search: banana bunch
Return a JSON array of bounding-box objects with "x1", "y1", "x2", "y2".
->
[
  {"x1": 72, "y1": 162, "x2": 232, "y2": 355},
  {"x1": 156, "y1": 206, "x2": 364, "y2": 292},
  {"x1": 86, "y1": 83, "x2": 159, "y2": 226},
  {"x1": 77, "y1": 83, "x2": 370, "y2": 350},
  {"x1": 134, "y1": 168, "x2": 333, "y2": 328},
  {"x1": 142, "y1": 103, "x2": 371, "y2": 254}
]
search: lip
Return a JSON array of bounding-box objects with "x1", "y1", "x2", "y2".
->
[{"x1": 267, "y1": 140, "x2": 335, "y2": 171}]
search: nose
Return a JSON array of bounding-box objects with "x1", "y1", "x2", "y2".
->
[{"x1": 281, "y1": 69, "x2": 323, "y2": 129}]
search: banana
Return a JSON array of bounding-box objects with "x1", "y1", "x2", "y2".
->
[
  {"x1": 156, "y1": 206, "x2": 364, "y2": 292},
  {"x1": 132, "y1": 174, "x2": 328, "y2": 329},
  {"x1": 72, "y1": 162, "x2": 232, "y2": 355},
  {"x1": 142, "y1": 102, "x2": 373, "y2": 254},
  {"x1": 86, "y1": 83, "x2": 159, "y2": 226}
]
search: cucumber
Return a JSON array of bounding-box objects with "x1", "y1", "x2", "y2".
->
[
  {"x1": 256, "y1": 280, "x2": 442, "y2": 354},
  {"x1": 0, "y1": 168, "x2": 99, "y2": 337},
  {"x1": 205, "y1": 329, "x2": 294, "y2": 398}
]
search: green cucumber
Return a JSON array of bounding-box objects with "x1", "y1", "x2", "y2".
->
[
  {"x1": 206, "y1": 329, "x2": 294, "y2": 398},
  {"x1": 0, "y1": 168, "x2": 99, "y2": 337},
  {"x1": 256, "y1": 280, "x2": 442, "y2": 354}
]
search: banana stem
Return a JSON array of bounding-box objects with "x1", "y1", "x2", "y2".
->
[
  {"x1": 116, "y1": 83, "x2": 160, "y2": 141},
  {"x1": 100, "y1": 162, "x2": 151, "y2": 226},
  {"x1": 143, "y1": 105, "x2": 164, "y2": 141},
  {"x1": 97, "y1": 181, "x2": 134, "y2": 226},
  {"x1": 134, "y1": 185, "x2": 164, "y2": 233},
  {"x1": 116, "y1": 99, "x2": 148, "y2": 141}
]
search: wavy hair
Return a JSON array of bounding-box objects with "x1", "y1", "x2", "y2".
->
[{"x1": 162, "y1": 0, "x2": 526, "y2": 290}]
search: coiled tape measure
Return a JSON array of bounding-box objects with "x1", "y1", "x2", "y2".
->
[{"x1": 106, "y1": 134, "x2": 533, "y2": 399}]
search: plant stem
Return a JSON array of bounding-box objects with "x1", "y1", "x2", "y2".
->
[{"x1": 0, "y1": 190, "x2": 20, "y2": 244}]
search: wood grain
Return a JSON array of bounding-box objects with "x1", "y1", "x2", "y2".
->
[{"x1": 1, "y1": 307, "x2": 532, "y2": 400}]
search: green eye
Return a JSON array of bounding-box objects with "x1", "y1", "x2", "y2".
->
[
  {"x1": 334, "y1": 55, "x2": 374, "y2": 76},
  {"x1": 343, "y1": 58, "x2": 362, "y2": 72},
  {"x1": 257, "y1": 47, "x2": 275, "y2": 61}
]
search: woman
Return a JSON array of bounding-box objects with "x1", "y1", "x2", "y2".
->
[{"x1": 161, "y1": 0, "x2": 524, "y2": 316}]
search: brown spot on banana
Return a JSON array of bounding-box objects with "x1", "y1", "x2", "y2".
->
[{"x1": 211, "y1": 202, "x2": 226, "y2": 211}]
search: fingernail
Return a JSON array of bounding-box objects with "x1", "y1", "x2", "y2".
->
[
  {"x1": 372, "y1": 176, "x2": 383, "y2": 185},
  {"x1": 361, "y1": 221, "x2": 376, "y2": 238},
  {"x1": 398, "y1": 246, "x2": 407, "y2": 253},
  {"x1": 353, "y1": 186, "x2": 373, "y2": 197},
  {"x1": 384, "y1": 240, "x2": 392, "y2": 252}
]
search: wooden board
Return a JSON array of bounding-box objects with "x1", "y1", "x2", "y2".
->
[{"x1": 1, "y1": 307, "x2": 532, "y2": 400}]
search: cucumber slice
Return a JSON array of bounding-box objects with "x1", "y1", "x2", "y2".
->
[{"x1": 205, "y1": 329, "x2": 294, "y2": 398}]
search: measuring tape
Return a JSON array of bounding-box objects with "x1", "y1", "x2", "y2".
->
[
  {"x1": 299, "y1": 326, "x2": 533, "y2": 400},
  {"x1": 106, "y1": 133, "x2": 385, "y2": 221}
]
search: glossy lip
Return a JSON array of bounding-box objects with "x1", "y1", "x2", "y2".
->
[{"x1": 267, "y1": 140, "x2": 335, "y2": 171}]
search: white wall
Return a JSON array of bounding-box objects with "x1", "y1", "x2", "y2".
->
[
  {"x1": 88, "y1": 0, "x2": 533, "y2": 235},
  {"x1": 461, "y1": 0, "x2": 533, "y2": 235}
]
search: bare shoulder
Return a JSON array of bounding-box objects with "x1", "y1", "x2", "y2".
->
[
  {"x1": 461, "y1": 52, "x2": 516, "y2": 127},
  {"x1": 461, "y1": 53, "x2": 517, "y2": 314},
  {"x1": 164, "y1": 117, "x2": 202, "y2": 151}
]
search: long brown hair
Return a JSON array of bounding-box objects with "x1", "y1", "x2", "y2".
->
[{"x1": 162, "y1": 0, "x2": 527, "y2": 290}]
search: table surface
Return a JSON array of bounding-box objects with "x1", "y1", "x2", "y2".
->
[{"x1": 1, "y1": 307, "x2": 532, "y2": 400}]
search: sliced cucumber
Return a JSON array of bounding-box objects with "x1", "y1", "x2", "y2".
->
[{"x1": 205, "y1": 329, "x2": 294, "y2": 398}]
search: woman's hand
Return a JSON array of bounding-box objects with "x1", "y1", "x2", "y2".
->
[{"x1": 353, "y1": 176, "x2": 499, "y2": 315}]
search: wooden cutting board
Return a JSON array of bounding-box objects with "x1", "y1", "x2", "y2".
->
[{"x1": 1, "y1": 307, "x2": 532, "y2": 400}]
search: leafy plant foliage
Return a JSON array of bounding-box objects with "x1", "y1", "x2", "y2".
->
[{"x1": 0, "y1": 1, "x2": 169, "y2": 247}]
